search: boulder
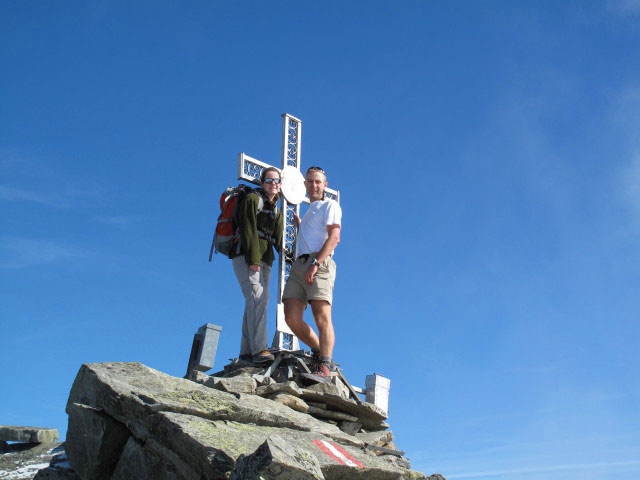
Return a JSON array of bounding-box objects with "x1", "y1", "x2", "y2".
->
[
  {"x1": 62, "y1": 362, "x2": 433, "y2": 480},
  {"x1": 67, "y1": 362, "x2": 356, "y2": 445},
  {"x1": 0, "y1": 425, "x2": 59, "y2": 443},
  {"x1": 230, "y1": 436, "x2": 324, "y2": 480},
  {"x1": 65, "y1": 403, "x2": 130, "y2": 480}
]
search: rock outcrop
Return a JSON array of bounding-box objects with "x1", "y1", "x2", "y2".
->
[{"x1": 64, "y1": 362, "x2": 443, "y2": 479}]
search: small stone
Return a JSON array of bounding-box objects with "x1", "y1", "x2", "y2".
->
[
  {"x1": 338, "y1": 421, "x2": 362, "y2": 436},
  {"x1": 256, "y1": 381, "x2": 302, "y2": 397},
  {"x1": 190, "y1": 371, "x2": 211, "y2": 385},
  {"x1": 328, "y1": 376, "x2": 350, "y2": 398},
  {"x1": 356, "y1": 429, "x2": 394, "y2": 447},
  {"x1": 268, "y1": 393, "x2": 309, "y2": 413},
  {"x1": 216, "y1": 376, "x2": 256, "y2": 395},
  {"x1": 252, "y1": 374, "x2": 276, "y2": 386},
  {"x1": 306, "y1": 382, "x2": 341, "y2": 396}
]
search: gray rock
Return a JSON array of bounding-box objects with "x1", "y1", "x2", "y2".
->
[
  {"x1": 308, "y1": 406, "x2": 359, "y2": 423},
  {"x1": 111, "y1": 436, "x2": 206, "y2": 480},
  {"x1": 306, "y1": 382, "x2": 342, "y2": 396},
  {"x1": 67, "y1": 362, "x2": 356, "y2": 446},
  {"x1": 328, "y1": 376, "x2": 350, "y2": 399},
  {"x1": 379, "y1": 455, "x2": 412, "y2": 470},
  {"x1": 0, "y1": 425, "x2": 59, "y2": 443},
  {"x1": 300, "y1": 389, "x2": 389, "y2": 431},
  {"x1": 65, "y1": 403, "x2": 130, "y2": 480},
  {"x1": 256, "y1": 381, "x2": 303, "y2": 397},
  {"x1": 338, "y1": 421, "x2": 362, "y2": 436},
  {"x1": 268, "y1": 393, "x2": 309, "y2": 413},
  {"x1": 214, "y1": 376, "x2": 256, "y2": 395},
  {"x1": 33, "y1": 467, "x2": 82, "y2": 480},
  {"x1": 152, "y1": 414, "x2": 415, "y2": 479},
  {"x1": 33, "y1": 449, "x2": 82, "y2": 480},
  {"x1": 0, "y1": 442, "x2": 65, "y2": 480},
  {"x1": 356, "y1": 430, "x2": 394, "y2": 447},
  {"x1": 230, "y1": 436, "x2": 324, "y2": 480},
  {"x1": 251, "y1": 374, "x2": 276, "y2": 386},
  {"x1": 190, "y1": 371, "x2": 211, "y2": 385},
  {"x1": 63, "y1": 362, "x2": 433, "y2": 480}
]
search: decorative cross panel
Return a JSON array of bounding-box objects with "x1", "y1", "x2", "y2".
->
[{"x1": 237, "y1": 113, "x2": 340, "y2": 351}]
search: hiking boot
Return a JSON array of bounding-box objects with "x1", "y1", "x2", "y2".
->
[
  {"x1": 312, "y1": 361, "x2": 334, "y2": 378},
  {"x1": 238, "y1": 354, "x2": 252, "y2": 362},
  {"x1": 252, "y1": 350, "x2": 274, "y2": 364}
]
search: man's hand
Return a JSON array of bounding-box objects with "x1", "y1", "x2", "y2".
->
[
  {"x1": 294, "y1": 213, "x2": 301, "y2": 228},
  {"x1": 305, "y1": 264, "x2": 318, "y2": 285},
  {"x1": 249, "y1": 264, "x2": 261, "y2": 272}
]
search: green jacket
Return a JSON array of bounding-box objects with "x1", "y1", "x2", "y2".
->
[{"x1": 233, "y1": 189, "x2": 284, "y2": 267}]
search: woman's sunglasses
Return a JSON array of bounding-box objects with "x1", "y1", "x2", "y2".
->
[{"x1": 263, "y1": 177, "x2": 281, "y2": 184}]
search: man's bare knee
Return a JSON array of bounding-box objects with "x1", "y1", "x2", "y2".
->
[{"x1": 284, "y1": 298, "x2": 306, "y2": 327}]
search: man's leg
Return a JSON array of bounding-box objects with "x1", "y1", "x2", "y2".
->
[
  {"x1": 284, "y1": 298, "x2": 320, "y2": 351},
  {"x1": 310, "y1": 300, "x2": 334, "y2": 359}
]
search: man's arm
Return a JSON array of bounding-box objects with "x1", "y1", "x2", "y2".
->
[{"x1": 304, "y1": 224, "x2": 340, "y2": 285}]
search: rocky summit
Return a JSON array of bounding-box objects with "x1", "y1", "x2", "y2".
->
[
  {"x1": 1, "y1": 361, "x2": 447, "y2": 479},
  {"x1": 61, "y1": 361, "x2": 445, "y2": 480}
]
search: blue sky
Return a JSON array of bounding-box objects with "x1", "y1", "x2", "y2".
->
[{"x1": 1, "y1": 1, "x2": 639, "y2": 479}]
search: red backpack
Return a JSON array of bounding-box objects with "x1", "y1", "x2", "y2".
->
[{"x1": 208, "y1": 184, "x2": 265, "y2": 261}]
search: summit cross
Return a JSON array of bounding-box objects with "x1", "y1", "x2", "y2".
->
[{"x1": 236, "y1": 113, "x2": 340, "y2": 351}]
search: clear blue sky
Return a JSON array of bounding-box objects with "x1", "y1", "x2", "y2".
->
[{"x1": 1, "y1": 1, "x2": 639, "y2": 479}]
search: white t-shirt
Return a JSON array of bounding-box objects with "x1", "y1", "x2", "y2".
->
[{"x1": 297, "y1": 198, "x2": 342, "y2": 255}]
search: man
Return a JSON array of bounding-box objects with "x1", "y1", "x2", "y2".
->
[{"x1": 282, "y1": 166, "x2": 342, "y2": 377}]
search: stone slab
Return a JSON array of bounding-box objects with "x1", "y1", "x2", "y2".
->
[
  {"x1": 230, "y1": 436, "x2": 324, "y2": 480},
  {"x1": 66, "y1": 362, "x2": 357, "y2": 446},
  {"x1": 308, "y1": 406, "x2": 358, "y2": 423},
  {"x1": 0, "y1": 425, "x2": 59, "y2": 443}
]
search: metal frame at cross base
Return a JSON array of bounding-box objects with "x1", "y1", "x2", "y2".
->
[{"x1": 236, "y1": 113, "x2": 340, "y2": 351}]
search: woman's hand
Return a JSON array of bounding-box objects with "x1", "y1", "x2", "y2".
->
[{"x1": 249, "y1": 264, "x2": 261, "y2": 272}]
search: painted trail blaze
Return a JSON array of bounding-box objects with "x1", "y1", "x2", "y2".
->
[{"x1": 312, "y1": 440, "x2": 365, "y2": 468}]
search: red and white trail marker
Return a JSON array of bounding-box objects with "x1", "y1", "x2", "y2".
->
[{"x1": 312, "y1": 440, "x2": 365, "y2": 468}]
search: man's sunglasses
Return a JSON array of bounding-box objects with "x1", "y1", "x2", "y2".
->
[
  {"x1": 306, "y1": 166, "x2": 325, "y2": 174},
  {"x1": 263, "y1": 177, "x2": 281, "y2": 184}
]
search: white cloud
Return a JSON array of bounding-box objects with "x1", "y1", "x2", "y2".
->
[
  {"x1": 0, "y1": 237, "x2": 87, "y2": 269},
  {"x1": 0, "y1": 185, "x2": 65, "y2": 207}
]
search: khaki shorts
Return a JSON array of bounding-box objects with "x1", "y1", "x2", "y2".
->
[{"x1": 282, "y1": 253, "x2": 336, "y2": 305}]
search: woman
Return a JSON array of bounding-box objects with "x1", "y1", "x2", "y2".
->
[{"x1": 231, "y1": 167, "x2": 284, "y2": 363}]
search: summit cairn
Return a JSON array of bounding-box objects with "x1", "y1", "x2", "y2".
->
[{"x1": 62, "y1": 360, "x2": 446, "y2": 479}]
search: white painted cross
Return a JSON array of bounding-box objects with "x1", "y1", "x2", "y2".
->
[{"x1": 237, "y1": 113, "x2": 340, "y2": 351}]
